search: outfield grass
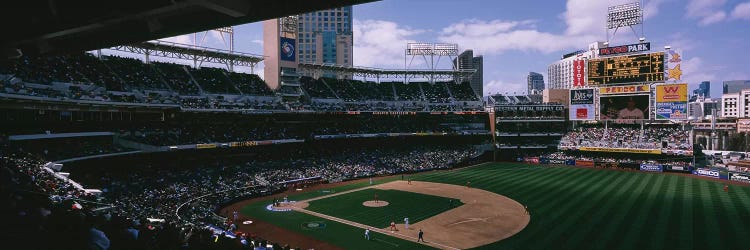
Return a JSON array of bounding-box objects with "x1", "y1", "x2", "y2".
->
[
  {"x1": 415, "y1": 163, "x2": 750, "y2": 249},
  {"x1": 243, "y1": 163, "x2": 750, "y2": 249},
  {"x1": 306, "y1": 188, "x2": 463, "y2": 228}
]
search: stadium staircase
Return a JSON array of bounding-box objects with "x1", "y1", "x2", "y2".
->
[
  {"x1": 148, "y1": 64, "x2": 176, "y2": 93},
  {"x1": 181, "y1": 65, "x2": 206, "y2": 95},
  {"x1": 220, "y1": 71, "x2": 245, "y2": 95},
  {"x1": 319, "y1": 78, "x2": 341, "y2": 99},
  {"x1": 442, "y1": 81, "x2": 456, "y2": 102}
]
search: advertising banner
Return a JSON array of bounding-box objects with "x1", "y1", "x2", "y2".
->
[
  {"x1": 599, "y1": 85, "x2": 650, "y2": 95},
  {"x1": 599, "y1": 94, "x2": 650, "y2": 120},
  {"x1": 548, "y1": 159, "x2": 567, "y2": 165},
  {"x1": 738, "y1": 119, "x2": 750, "y2": 133},
  {"x1": 570, "y1": 89, "x2": 595, "y2": 120},
  {"x1": 579, "y1": 147, "x2": 661, "y2": 154},
  {"x1": 575, "y1": 160, "x2": 594, "y2": 167},
  {"x1": 655, "y1": 83, "x2": 688, "y2": 120},
  {"x1": 196, "y1": 143, "x2": 217, "y2": 149},
  {"x1": 693, "y1": 169, "x2": 720, "y2": 179},
  {"x1": 565, "y1": 159, "x2": 576, "y2": 166},
  {"x1": 539, "y1": 158, "x2": 550, "y2": 164},
  {"x1": 524, "y1": 157, "x2": 540, "y2": 164},
  {"x1": 280, "y1": 37, "x2": 296, "y2": 61},
  {"x1": 598, "y1": 42, "x2": 651, "y2": 56},
  {"x1": 664, "y1": 49, "x2": 683, "y2": 83},
  {"x1": 573, "y1": 60, "x2": 586, "y2": 87},
  {"x1": 729, "y1": 172, "x2": 750, "y2": 183},
  {"x1": 640, "y1": 164, "x2": 663, "y2": 172},
  {"x1": 656, "y1": 84, "x2": 688, "y2": 102}
]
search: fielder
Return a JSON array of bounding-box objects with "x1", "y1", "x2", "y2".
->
[{"x1": 404, "y1": 217, "x2": 409, "y2": 229}]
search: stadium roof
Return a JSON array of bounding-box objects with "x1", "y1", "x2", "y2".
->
[
  {"x1": 0, "y1": 0, "x2": 378, "y2": 59},
  {"x1": 110, "y1": 40, "x2": 264, "y2": 67}
]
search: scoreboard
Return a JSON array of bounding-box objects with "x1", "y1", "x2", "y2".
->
[{"x1": 587, "y1": 52, "x2": 664, "y2": 85}]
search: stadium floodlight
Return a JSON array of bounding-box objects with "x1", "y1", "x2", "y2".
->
[
  {"x1": 406, "y1": 43, "x2": 435, "y2": 56},
  {"x1": 606, "y1": 1, "x2": 644, "y2": 44},
  {"x1": 607, "y1": 2, "x2": 642, "y2": 29}
]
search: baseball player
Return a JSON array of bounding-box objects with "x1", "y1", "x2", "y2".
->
[
  {"x1": 417, "y1": 229, "x2": 424, "y2": 242},
  {"x1": 365, "y1": 228, "x2": 370, "y2": 240},
  {"x1": 390, "y1": 221, "x2": 397, "y2": 232},
  {"x1": 404, "y1": 217, "x2": 409, "y2": 229}
]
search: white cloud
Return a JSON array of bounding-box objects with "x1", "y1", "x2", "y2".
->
[
  {"x1": 439, "y1": 26, "x2": 597, "y2": 55},
  {"x1": 731, "y1": 2, "x2": 750, "y2": 19},
  {"x1": 352, "y1": 19, "x2": 426, "y2": 68},
  {"x1": 563, "y1": 0, "x2": 635, "y2": 36},
  {"x1": 644, "y1": 0, "x2": 668, "y2": 19},
  {"x1": 699, "y1": 11, "x2": 727, "y2": 25},
  {"x1": 666, "y1": 33, "x2": 697, "y2": 52},
  {"x1": 680, "y1": 57, "x2": 718, "y2": 92},
  {"x1": 686, "y1": 0, "x2": 728, "y2": 25},
  {"x1": 483, "y1": 80, "x2": 526, "y2": 97}
]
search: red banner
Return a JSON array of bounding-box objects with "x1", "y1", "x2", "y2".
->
[
  {"x1": 575, "y1": 160, "x2": 594, "y2": 167},
  {"x1": 573, "y1": 60, "x2": 585, "y2": 87}
]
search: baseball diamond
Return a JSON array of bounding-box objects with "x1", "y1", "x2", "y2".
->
[{"x1": 225, "y1": 162, "x2": 750, "y2": 249}]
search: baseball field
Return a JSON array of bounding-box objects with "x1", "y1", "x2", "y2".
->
[{"x1": 230, "y1": 163, "x2": 750, "y2": 249}]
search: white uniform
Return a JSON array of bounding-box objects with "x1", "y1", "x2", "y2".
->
[
  {"x1": 618, "y1": 108, "x2": 644, "y2": 119},
  {"x1": 404, "y1": 217, "x2": 409, "y2": 229}
]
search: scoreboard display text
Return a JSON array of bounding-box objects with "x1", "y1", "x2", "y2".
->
[{"x1": 587, "y1": 52, "x2": 664, "y2": 85}]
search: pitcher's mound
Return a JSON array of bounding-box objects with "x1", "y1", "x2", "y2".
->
[{"x1": 363, "y1": 200, "x2": 389, "y2": 207}]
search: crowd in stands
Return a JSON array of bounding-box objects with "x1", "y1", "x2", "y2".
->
[
  {"x1": 1, "y1": 130, "x2": 479, "y2": 250},
  {"x1": 189, "y1": 67, "x2": 240, "y2": 95},
  {"x1": 559, "y1": 126, "x2": 692, "y2": 152},
  {"x1": 11, "y1": 136, "x2": 135, "y2": 161},
  {"x1": 2, "y1": 53, "x2": 483, "y2": 112},
  {"x1": 119, "y1": 123, "x2": 298, "y2": 146}
]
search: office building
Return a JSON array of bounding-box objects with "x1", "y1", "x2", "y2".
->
[{"x1": 454, "y1": 49, "x2": 483, "y2": 97}]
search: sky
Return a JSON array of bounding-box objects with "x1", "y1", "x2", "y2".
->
[{"x1": 123, "y1": 0, "x2": 750, "y2": 98}]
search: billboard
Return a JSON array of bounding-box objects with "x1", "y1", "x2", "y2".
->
[
  {"x1": 693, "y1": 169, "x2": 720, "y2": 179},
  {"x1": 664, "y1": 49, "x2": 683, "y2": 82},
  {"x1": 280, "y1": 37, "x2": 296, "y2": 61},
  {"x1": 599, "y1": 85, "x2": 650, "y2": 95},
  {"x1": 579, "y1": 147, "x2": 661, "y2": 154},
  {"x1": 569, "y1": 89, "x2": 595, "y2": 120},
  {"x1": 599, "y1": 42, "x2": 651, "y2": 56},
  {"x1": 640, "y1": 164, "x2": 663, "y2": 172},
  {"x1": 587, "y1": 52, "x2": 665, "y2": 85},
  {"x1": 655, "y1": 83, "x2": 688, "y2": 120},
  {"x1": 573, "y1": 59, "x2": 586, "y2": 87},
  {"x1": 738, "y1": 119, "x2": 750, "y2": 133},
  {"x1": 599, "y1": 94, "x2": 650, "y2": 120}
]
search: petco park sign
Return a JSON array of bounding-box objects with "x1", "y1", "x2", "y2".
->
[
  {"x1": 599, "y1": 42, "x2": 651, "y2": 56},
  {"x1": 693, "y1": 169, "x2": 720, "y2": 179}
]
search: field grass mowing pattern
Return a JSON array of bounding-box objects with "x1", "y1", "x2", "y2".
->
[
  {"x1": 305, "y1": 189, "x2": 462, "y2": 228},
  {"x1": 413, "y1": 163, "x2": 750, "y2": 249}
]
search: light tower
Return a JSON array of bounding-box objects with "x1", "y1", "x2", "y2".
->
[{"x1": 605, "y1": 1, "x2": 645, "y2": 44}]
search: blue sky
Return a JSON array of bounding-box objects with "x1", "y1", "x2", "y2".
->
[{"x1": 140, "y1": 0, "x2": 750, "y2": 98}]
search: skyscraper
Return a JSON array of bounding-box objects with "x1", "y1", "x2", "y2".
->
[
  {"x1": 693, "y1": 81, "x2": 710, "y2": 98},
  {"x1": 527, "y1": 72, "x2": 545, "y2": 94},
  {"x1": 264, "y1": 7, "x2": 353, "y2": 88},
  {"x1": 453, "y1": 50, "x2": 483, "y2": 97},
  {"x1": 723, "y1": 80, "x2": 750, "y2": 94}
]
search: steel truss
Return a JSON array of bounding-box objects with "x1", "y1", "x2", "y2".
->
[{"x1": 109, "y1": 40, "x2": 264, "y2": 73}]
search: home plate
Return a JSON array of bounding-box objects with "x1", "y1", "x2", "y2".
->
[{"x1": 242, "y1": 220, "x2": 253, "y2": 225}]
